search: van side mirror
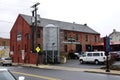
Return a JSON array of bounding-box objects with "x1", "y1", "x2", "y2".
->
[{"x1": 18, "y1": 76, "x2": 25, "y2": 80}]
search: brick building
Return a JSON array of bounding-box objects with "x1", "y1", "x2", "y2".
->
[
  {"x1": 10, "y1": 14, "x2": 100, "y2": 64},
  {"x1": 0, "y1": 37, "x2": 10, "y2": 48},
  {"x1": 0, "y1": 37, "x2": 10, "y2": 57}
]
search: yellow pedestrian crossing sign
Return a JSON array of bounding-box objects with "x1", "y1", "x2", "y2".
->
[{"x1": 36, "y1": 47, "x2": 41, "y2": 53}]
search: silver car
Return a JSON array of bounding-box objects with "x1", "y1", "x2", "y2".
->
[
  {"x1": 0, "y1": 69, "x2": 25, "y2": 80},
  {"x1": 1, "y1": 57, "x2": 12, "y2": 66}
]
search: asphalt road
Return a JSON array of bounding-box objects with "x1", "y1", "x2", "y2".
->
[
  {"x1": 0, "y1": 60, "x2": 120, "y2": 80},
  {"x1": 1, "y1": 66, "x2": 120, "y2": 80}
]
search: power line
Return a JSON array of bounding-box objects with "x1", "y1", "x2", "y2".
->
[
  {"x1": 0, "y1": 20, "x2": 13, "y2": 23},
  {"x1": 0, "y1": 32, "x2": 10, "y2": 33}
]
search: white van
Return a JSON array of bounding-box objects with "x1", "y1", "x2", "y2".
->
[{"x1": 79, "y1": 51, "x2": 107, "y2": 64}]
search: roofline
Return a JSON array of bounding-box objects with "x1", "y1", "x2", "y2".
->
[{"x1": 19, "y1": 14, "x2": 100, "y2": 35}]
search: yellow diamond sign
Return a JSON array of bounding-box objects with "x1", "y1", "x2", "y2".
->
[{"x1": 36, "y1": 47, "x2": 41, "y2": 53}]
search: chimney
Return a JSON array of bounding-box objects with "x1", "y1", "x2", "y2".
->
[
  {"x1": 73, "y1": 22, "x2": 75, "y2": 24},
  {"x1": 113, "y1": 29, "x2": 116, "y2": 32},
  {"x1": 84, "y1": 23, "x2": 87, "y2": 26}
]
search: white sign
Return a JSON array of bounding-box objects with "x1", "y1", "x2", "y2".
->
[
  {"x1": 21, "y1": 50, "x2": 25, "y2": 60},
  {"x1": 10, "y1": 51, "x2": 14, "y2": 55}
]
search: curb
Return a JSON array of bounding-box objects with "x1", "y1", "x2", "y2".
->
[
  {"x1": 84, "y1": 70, "x2": 120, "y2": 76},
  {"x1": 13, "y1": 63, "x2": 120, "y2": 76}
]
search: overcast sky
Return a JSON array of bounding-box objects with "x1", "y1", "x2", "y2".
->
[{"x1": 0, "y1": 0, "x2": 120, "y2": 38}]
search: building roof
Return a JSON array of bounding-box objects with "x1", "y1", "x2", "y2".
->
[
  {"x1": 20, "y1": 14, "x2": 100, "y2": 34},
  {"x1": 109, "y1": 29, "x2": 120, "y2": 37}
]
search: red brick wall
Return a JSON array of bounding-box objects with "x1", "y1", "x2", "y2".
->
[
  {"x1": 10, "y1": 15, "x2": 32, "y2": 63},
  {"x1": 60, "y1": 30, "x2": 100, "y2": 53}
]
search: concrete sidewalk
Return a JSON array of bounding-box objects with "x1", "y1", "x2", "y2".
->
[{"x1": 13, "y1": 63, "x2": 120, "y2": 76}]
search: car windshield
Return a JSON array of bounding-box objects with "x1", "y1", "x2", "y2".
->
[
  {"x1": 0, "y1": 71, "x2": 16, "y2": 80},
  {"x1": 4, "y1": 58, "x2": 12, "y2": 60}
]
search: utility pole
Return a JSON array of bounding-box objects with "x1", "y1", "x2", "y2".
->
[
  {"x1": 31, "y1": 2, "x2": 40, "y2": 52},
  {"x1": 104, "y1": 36, "x2": 110, "y2": 72}
]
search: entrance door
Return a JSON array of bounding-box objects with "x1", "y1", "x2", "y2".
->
[
  {"x1": 86, "y1": 45, "x2": 91, "y2": 51},
  {"x1": 76, "y1": 44, "x2": 82, "y2": 53}
]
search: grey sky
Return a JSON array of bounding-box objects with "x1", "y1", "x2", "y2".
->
[{"x1": 0, "y1": 0, "x2": 120, "y2": 38}]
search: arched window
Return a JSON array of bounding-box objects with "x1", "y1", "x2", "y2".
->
[
  {"x1": 64, "y1": 32, "x2": 67, "y2": 40},
  {"x1": 37, "y1": 29, "x2": 40, "y2": 38},
  {"x1": 94, "y1": 36, "x2": 97, "y2": 42}
]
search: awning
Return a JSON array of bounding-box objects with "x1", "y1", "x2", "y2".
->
[
  {"x1": 92, "y1": 41, "x2": 120, "y2": 46},
  {"x1": 62, "y1": 41, "x2": 80, "y2": 44}
]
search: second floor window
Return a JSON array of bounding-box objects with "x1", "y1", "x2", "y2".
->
[
  {"x1": 76, "y1": 34, "x2": 78, "y2": 41},
  {"x1": 94, "y1": 36, "x2": 97, "y2": 42},
  {"x1": 86, "y1": 35, "x2": 88, "y2": 42},
  {"x1": 64, "y1": 45, "x2": 67, "y2": 52},
  {"x1": 17, "y1": 32, "x2": 22, "y2": 41},
  {"x1": 2, "y1": 41, "x2": 6, "y2": 46},
  {"x1": 64, "y1": 32, "x2": 67, "y2": 40},
  {"x1": 37, "y1": 29, "x2": 40, "y2": 38}
]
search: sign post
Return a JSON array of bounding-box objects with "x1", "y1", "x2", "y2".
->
[
  {"x1": 104, "y1": 36, "x2": 110, "y2": 72},
  {"x1": 36, "y1": 45, "x2": 41, "y2": 66}
]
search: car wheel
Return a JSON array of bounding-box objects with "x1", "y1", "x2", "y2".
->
[
  {"x1": 10, "y1": 64, "x2": 12, "y2": 66},
  {"x1": 80, "y1": 59, "x2": 84, "y2": 64},
  {"x1": 95, "y1": 60, "x2": 99, "y2": 65},
  {"x1": 2, "y1": 63, "x2": 4, "y2": 66}
]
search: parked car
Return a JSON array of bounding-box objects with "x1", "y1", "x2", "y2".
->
[
  {"x1": 74, "y1": 52, "x2": 84, "y2": 59},
  {"x1": 79, "y1": 51, "x2": 107, "y2": 64},
  {"x1": 109, "y1": 51, "x2": 120, "y2": 61},
  {"x1": 0, "y1": 68, "x2": 25, "y2": 80},
  {"x1": 1, "y1": 57, "x2": 12, "y2": 66}
]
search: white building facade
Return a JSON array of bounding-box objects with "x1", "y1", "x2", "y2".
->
[{"x1": 109, "y1": 29, "x2": 120, "y2": 42}]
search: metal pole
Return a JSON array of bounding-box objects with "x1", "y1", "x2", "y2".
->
[
  {"x1": 52, "y1": 43, "x2": 55, "y2": 63},
  {"x1": 57, "y1": 27, "x2": 60, "y2": 63},
  {"x1": 45, "y1": 43, "x2": 48, "y2": 64},
  {"x1": 31, "y1": 11, "x2": 35, "y2": 52},
  {"x1": 106, "y1": 52, "x2": 110, "y2": 72}
]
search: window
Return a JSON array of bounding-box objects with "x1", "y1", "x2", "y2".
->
[
  {"x1": 64, "y1": 32, "x2": 67, "y2": 40},
  {"x1": 94, "y1": 36, "x2": 97, "y2": 42},
  {"x1": 25, "y1": 44, "x2": 27, "y2": 52},
  {"x1": 2, "y1": 41, "x2": 6, "y2": 46},
  {"x1": 26, "y1": 33, "x2": 30, "y2": 40},
  {"x1": 82, "y1": 54, "x2": 86, "y2": 57},
  {"x1": 36, "y1": 29, "x2": 40, "y2": 38},
  {"x1": 93, "y1": 53, "x2": 100, "y2": 56},
  {"x1": 64, "y1": 45, "x2": 67, "y2": 52},
  {"x1": 86, "y1": 35, "x2": 88, "y2": 42},
  {"x1": 87, "y1": 53, "x2": 92, "y2": 56},
  {"x1": 18, "y1": 45, "x2": 20, "y2": 53},
  {"x1": 17, "y1": 32, "x2": 22, "y2": 41},
  {"x1": 101, "y1": 53, "x2": 103, "y2": 56},
  {"x1": 76, "y1": 34, "x2": 78, "y2": 41}
]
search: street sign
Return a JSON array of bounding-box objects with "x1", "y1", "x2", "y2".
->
[
  {"x1": 106, "y1": 37, "x2": 110, "y2": 52},
  {"x1": 104, "y1": 36, "x2": 110, "y2": 55},
  {"x1": 36, "y1": 47, "x2": 41, "y2": 53}
]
